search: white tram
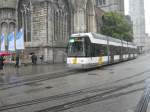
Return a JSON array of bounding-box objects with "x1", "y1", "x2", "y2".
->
[{"x1": 67, "y1": 33, "x2": 137, "y2": 69}]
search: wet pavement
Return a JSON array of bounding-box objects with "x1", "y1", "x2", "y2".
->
[
  {"x1": 0, "y1": 64, "x2": 69, "y2": 84},
  {"x1": 0, "y1": 54, "x2": 150, "y2": 112}
]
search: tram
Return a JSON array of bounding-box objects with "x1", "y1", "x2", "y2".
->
[{"x1": 67, "y1": 33, "x2": 137, "y2": 69}]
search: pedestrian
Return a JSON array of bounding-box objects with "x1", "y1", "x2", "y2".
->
[
  {"x1": 34, "y1": 54, "x2": 37, "y2": 64},
  {"x1": 15, "y1": 55, "x2": 20, "y2": 68},
  {"x1": 40, "y1": 55, "x2": 44, "y2": 64},
  {"x1": 31, "y1": 53, "x2": 37, "y2": 65},
  {"x1": 31, "y1": 54, "x2": 34, "y2": 64},
  {"x1": 0, "y1": 56, "x2": 5, "y2": 75}
]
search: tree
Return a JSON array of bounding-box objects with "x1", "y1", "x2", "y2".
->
[{"x1": 101, "y1": 12, "x2": 133, "y2": 42}]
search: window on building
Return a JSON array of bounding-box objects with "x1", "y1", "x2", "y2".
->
[
  {"x1": 96, "y1": 0, "x2": 106, "y2": 6},
  {"x1": 18, "y1": 1, "x2": 32, "y2": 42}
]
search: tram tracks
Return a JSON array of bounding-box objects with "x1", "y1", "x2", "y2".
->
[
  {"x1": 0, "y1": 66, "x2": 150, "y2": 111},
  {"x1": 0, "y1": 78, "x2": 145, "y2": 111},
  {"x1": 135, "y1": 82, "x2": 150, "y2": 112},
  {"x1": 37, "y1": 88, "x2": 144, "y2": 112}
]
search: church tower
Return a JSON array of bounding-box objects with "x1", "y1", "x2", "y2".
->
[{"x1": 129, "y1": 0, "x2": 146, "y2": 47}]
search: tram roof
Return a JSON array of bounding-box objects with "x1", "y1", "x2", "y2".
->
[
  {"x1": 91, "y1": 33, "x2": 123, "y2": 46},
  {"x1": 71, "y1": 33, "x2": 108, "y2": 45},
  {"x1": 71, "y1": 33, "x2": 136, "y2": 48}
]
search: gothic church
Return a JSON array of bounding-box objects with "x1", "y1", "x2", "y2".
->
[{"x1": 0, "y1": 0, "x2": 123, "y2": 63}]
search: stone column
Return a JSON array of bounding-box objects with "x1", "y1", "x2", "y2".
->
[
  {"x1": 86, "y1": 0, "x2": 96, "y2": 32},
  {"x1": 68, "y1": 0, "x2": 87, "y2": 33}
]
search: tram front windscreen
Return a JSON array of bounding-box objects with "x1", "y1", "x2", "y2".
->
[{"x1": 67, "y1": 37, "x2": 85, "y2": 57}]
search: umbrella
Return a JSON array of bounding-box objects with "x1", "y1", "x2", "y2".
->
[
  {"x1": 0, "y1": 52, "x2": 11, "y2": 56},
  {"x1": 30, "y1": 52, "x2": 35, "y2": 55}
]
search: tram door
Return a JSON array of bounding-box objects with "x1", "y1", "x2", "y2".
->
[
  {"x1": 120, "y1": 46, "x2": 123, "y2": 61},
  {"x1": 109, "y1": 46, "x2": 114, "y2": 63},
  {"x1": 85, "y1": 38, "x2": 94, "y2": 65}
]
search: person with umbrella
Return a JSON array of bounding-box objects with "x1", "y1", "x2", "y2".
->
[
  {"x1": 0, "y1": 52, "x2": 11, "y2": 74},
  {"x1": 0, "y1": 52, "x2": 11, "y2": 56},
  {"x1": 0, "y1": 56, "x2": 5, "y2": 75},
  {"x1": 15, "y1": 54, "x2": 20, "y2": 68}
]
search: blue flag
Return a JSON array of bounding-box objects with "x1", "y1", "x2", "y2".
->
[
  {"x1": 8, "y1": 32, "x2": 15, "y2": 51},
  {"x1": 16, "y1": 29, "x2": 24, "y2": 50},
  {"x1": 0, "y1": 33, "x2": 5, "y2": 51}
]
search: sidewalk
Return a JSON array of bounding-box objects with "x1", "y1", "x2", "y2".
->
[{"x1": 2, "y1": 63, "x2": 69, "y2": 77}]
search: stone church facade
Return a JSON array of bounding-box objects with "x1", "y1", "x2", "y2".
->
[
  {"x1": 0, "y1": 0, "x2": 122, "y2": 63},
  {"x1": 96, "y1": 0, "x2": 124, "y2": 14}
]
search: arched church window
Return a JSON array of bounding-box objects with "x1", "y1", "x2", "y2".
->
[
  {"x1": 1, "y1": 22, "x2": 8, "y2": 34},
  {"x1": 54, "y1": 11, "x2": 59, "y2": 41},
  {"x1": 9, "y1": 22, "x2": 16, "y2": 33},
  {"x1": 18, "y1": 0, "x2": 32, "y2": 42}
]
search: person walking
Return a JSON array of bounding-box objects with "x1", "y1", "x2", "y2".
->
[
  {"x1": 40, "y1": 55, "x2": 44, "y2": 64},
  {"x1": 31, "y1": 53, "x2": 37, "y2": 65},
  {"x1": 15, "y1": 55, "x2": 20, "y2": 68},
  {"x1": 34, "y1": 54, "x2": 37, "y2": 64},
  {"x1": 0, "y1": 56, "x2": 5, "y2": 75},
  {"x1": 31, "y1": 54, "x2": 34, "y2": 64}
]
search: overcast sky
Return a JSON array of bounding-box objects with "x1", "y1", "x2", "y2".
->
[{"x1": 125, "y1": 0, "x2": 150, "y2": 35}]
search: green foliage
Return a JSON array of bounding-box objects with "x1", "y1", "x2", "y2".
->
[{"x1": 101, "y1": 12, "x2": 133, "y2": 42}]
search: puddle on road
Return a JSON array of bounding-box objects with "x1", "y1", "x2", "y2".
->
[
  {"x1": 88, "y1": 73, "x2": 98, "y2": 75},
  {"x1": 26, "y1": 86, "x2": 53, "y2": 94},
  {"x1": 26, "y1": 82, "x2": 43, "y2": 86},
  {"x1": 125, "y1": 68, "x2": 132, "y2": 71},
  {"x1": 45, "y1": 86, "x2": 53, "y2": 89},
  {"x1": 110, "y1": 71, "x2": 114, "y2": 74},
  {"x1": 0, "y1": 74, "x2": 23, "y2": 84}
]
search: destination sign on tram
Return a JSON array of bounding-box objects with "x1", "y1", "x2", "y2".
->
[{"x1": 69, "y1": 38, "x2": 84, "y2": 43}]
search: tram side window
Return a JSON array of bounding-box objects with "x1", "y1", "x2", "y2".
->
[
  {"x1": 128, "y1": 48, "x2": 131, "y2": 54},
  {"x1": 103, "y1": 45, "x2": 108, "y2": 56},
  {"x1": 95, "y1": 44, "x2": 108, "y2": 57},
  {"x1": 110, "y1": 46, "x2": 121, "y2": 55},
  {"x1": 118, "y1": 47, "x2": 121, "y2": 55},
  {"x1": 132, "y1": 48, "x2": 135, "y2": 54},
  {"x1": 133, "y1": 48, "x2": 137, "y2": 54},
  {"x1": 110, "y1": 46, "x2": 114, "y2": 55},
  {"x1": 126, "y1": 47, "x2": 129, "y2": 54},
  {"x1": 131, "y1": 48, "x2": 133, "y2": 54},
  {"x1": 122, "y1": 47, "x2": 127, "y2": 54},
  {"x1": 125, "y1": 47, "x2": 128, "y2": 54},
  {"x1": 85, "y1": 42, "x2": 108, "y2": 57},
  {"x1": 129, "y1": 48, "x2": 133, "y2": 54},
  {"x1": 114, "y1": 46, "x2": 121, "y2": 55}
]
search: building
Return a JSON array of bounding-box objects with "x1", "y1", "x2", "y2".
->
[
  {"x1": 129, "y1": 0, "x2": 146, "y2": 48},
  {"x1": 96, "y1": 0, "x2": 124, "y2": 14},
  {"x1": 144, "y1": 33, "x2": 150, "y2": 53},
  {"x1": 0, "y1": 0, "x2": 123, "y2": 63}
]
